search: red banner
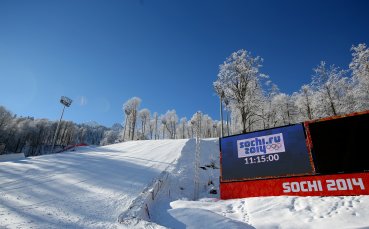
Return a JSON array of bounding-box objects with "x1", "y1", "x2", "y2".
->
[{"x1": 220, "y1": 172, "x2": 369, "y2": 199}]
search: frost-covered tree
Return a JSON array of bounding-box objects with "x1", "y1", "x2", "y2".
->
[
  {"x1": 0, "y1": 106, "x2": 13, "y2": 151},
  {"x1": 179, "y1": 117, "x2": 187, "y2": 139},
  {"x1": 148, "y1": 118, "x2": 156, "y2": 139},
  {"x1": 190, "y1": 115, "x2": 198, "y2": 138},
  {"x1": 260, "y1": 83, "x2": 280, "y2": 129},
  {"x1": 0, "y1": 106, "x2": 13, "y2": 131},
  {"x1": 123, "y1": 97, "x2": 141, "y2": 140},
  {"x1": 100, "y1": 130, "x2": 119, "y2": 146},
  {"x1": 187, "y1": 119, "x2": 194, "y2": 138},
  {"x1": 111, "y1": 123, "x2": 123, "y2": 132},
  {"x1": 350, "y1": 43, "x2": 369, "y2": 111},
  {"x1": 152, "y1": 112, "x2": 159, "y2": 140},
  {"x1": 138, "y1": 108, "x2": 150, "y2": 139},
  {"x1": 162, "y1": 110, "x2": 178, "y2": 139},
  {"x1": 160, "y1": 116, "x2": 167, "y2": 139},
  {"x1": 271, "y1": 93, "x2": 296, "y2": 126},
  {"x1": 189, "y1": 111, "x2": 219, "y2": 138},
  {"x1": 294, "y1": 85, "x2": 314, "y2": 121},
  {"x1": 190, "y1": 111, "x2": 202, "y2": 138},
  {"x1": 201, "y1": 114, "x2": 213, "y2": 138},
  {"x1": 311, "y1": 61, "x2": 348, "y2": 117},
  {"x1": 78, "y1": 122, "x2": 107, "y2": 145},
  {"x1": 212, "y1": 122, "x2": 218, "y2": 138},
  {"x1": 214, "y1": 49, "x2": 266, "y2": 133},
  {"x1": 121, "y1": 107, "x2": 131, "y2": 141}
]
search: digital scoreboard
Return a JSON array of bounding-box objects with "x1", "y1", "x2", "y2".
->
[
  {"x1": 220, "y1": 111, "x2": 369, "y2": 199},
  {"x1": 220, "y1": 124, "x2": 314, "y2": 182}
]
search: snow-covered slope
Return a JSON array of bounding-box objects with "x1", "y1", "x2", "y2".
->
[
  {"x1": 0, "y1": 139, "x2": 187, "y2": 228},
  {"x1": 1, "y1": 138, "x2": 369, "y2": 229}
]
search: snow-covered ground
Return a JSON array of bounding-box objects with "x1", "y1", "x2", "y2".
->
[
  {"x1": 0, "y1": 153, "x2": 25, "y2": 162},
  {"x1": 0, "y1": 140, "x2": 187, "y2": 228},
  {"x1": 1, "y1": 138, "x2": 369, "y2": 229}
]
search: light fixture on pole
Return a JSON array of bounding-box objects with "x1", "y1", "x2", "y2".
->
[
  {"x1": 220, "y1": 90, "x2": 224, "y2": 138},
  {"x1": 214, "y1": 84, "x2": 224, "y2": 138},
  {"x1": 51, "y1": 96, "x2": 72, "y2": 153}
]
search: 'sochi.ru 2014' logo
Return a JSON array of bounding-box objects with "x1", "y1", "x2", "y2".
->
[{"x1": 237, "y1": 133, "x2": 285, "y2": 158}]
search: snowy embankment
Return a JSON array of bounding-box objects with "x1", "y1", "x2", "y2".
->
[
  {"x1": 1, "y1": 139, "x2": 369, "y2": 229},
  {"x1": 0, "y1": 140, "x2": 187, "y2": 228}
]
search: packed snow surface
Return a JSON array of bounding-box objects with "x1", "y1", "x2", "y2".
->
[
  {"x1": 0, "y1": 140, "x2": 187, "y2": 228},
  {"x1": 1, "y1": 138, "x2": 369, "y2": 229}
]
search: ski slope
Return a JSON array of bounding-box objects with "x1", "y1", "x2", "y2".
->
[
  {"x1": 1, "y1": 138, "x2": 369, "y2": 229},
  {"x1": 0, "y1": 139, "x2": 187, "y2": 228}
]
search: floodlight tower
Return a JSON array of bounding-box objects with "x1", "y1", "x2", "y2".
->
[
  {"x1": 220, "y1": 90, "x2": 225, "y2": 138},
  {"x1": 194, "y1": 111, "x2": 202, "y2": 200},
  {"x1": 214, "y1": 85, "x2": 224, "y2": 138},
  {"x1": 224, "y1": 98, "x2": 230, "y2": 136},
  {"x1": 51, "y1": 96, "x2": 72, "y2": 153}
]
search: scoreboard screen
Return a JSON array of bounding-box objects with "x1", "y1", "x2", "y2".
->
[{"x1": 220, "y1": 124, "x2": 314, "y2": 182}]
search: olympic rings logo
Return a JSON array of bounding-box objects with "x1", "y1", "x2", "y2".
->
[{"x1": 266, "y1": 143, "x2": 282, "y2": 150}]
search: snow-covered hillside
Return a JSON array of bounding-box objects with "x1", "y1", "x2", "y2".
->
[
  {"x1": 0, "y1": 140, "x2": 187, "y2": 228},
  {"x1": 1, "y1": 139, "x2": 369, "y2": 229}
]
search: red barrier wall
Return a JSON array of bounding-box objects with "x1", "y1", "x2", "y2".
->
[{"x1": 220, "y1": 172, "x2": 369, "y2": 199}]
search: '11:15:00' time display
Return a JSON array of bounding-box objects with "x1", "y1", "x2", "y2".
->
[{"x1": 245, "y1": 153, "x2": 280, "y2": 164}]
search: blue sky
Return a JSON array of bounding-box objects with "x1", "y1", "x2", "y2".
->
[{"x1": 0, "y1": 0, "x2": 368, "y2": 127}]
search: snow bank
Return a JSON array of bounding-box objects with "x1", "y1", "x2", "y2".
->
[
  {"x1": 166, "y1": 195, "x2": 369, "y2": 229},
  {"x1": 167, "y1": 207, "x2": 254, "y2": 229},
  {"x1": 118, "y1": 170, "x2": 170, "y2": 226}
]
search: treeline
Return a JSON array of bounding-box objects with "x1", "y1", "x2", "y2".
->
[
  {"x1": 0, "y1": 107, "x2": 122, "y2": 156},
  {"x1": 0, "y1": 101, "x2": 222, "y2": 156},
  {"x1": 214, "y1": 43, "x2": 369, "y2": 135},
  {"x1": 119, "y1": 97, "x2": 222, "y2": 142}
]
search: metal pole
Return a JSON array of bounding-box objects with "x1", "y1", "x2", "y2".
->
[
  {"x1": 155, "y1": 114, "x2": 158, "y2": 140},
  {"x1": 51, "y1": 105, "x2": 66, "y2": 153},
  {"x1": 226, "y1": 111, "x2": 230, "y2": 136},
  {"x1": 194, "y1": 112, "x2": 201, "y2": 200},
  {"x1": 220, "y1": 96, "x2": 224, "y2": 138}
]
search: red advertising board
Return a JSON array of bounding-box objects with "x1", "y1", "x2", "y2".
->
[{"x1": 220, "y1": 172, "x2": 369, "y2": 199}]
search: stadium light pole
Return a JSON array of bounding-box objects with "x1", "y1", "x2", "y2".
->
[
  {"x1": 224, "y1": 98, "x2": 230, "y2": 136},
  {"x1": 214, "y1": 84, "x2": 224, "y2": 138},
  {"x1": 51, "y1": 96, "x2": 72, "y2": 153},
  {"x1": 194, "y1": 111, "x2": 202, "y2": 200},
  {"x1": 219, "y1": 91, "x2": 224, "y2": 138}
]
